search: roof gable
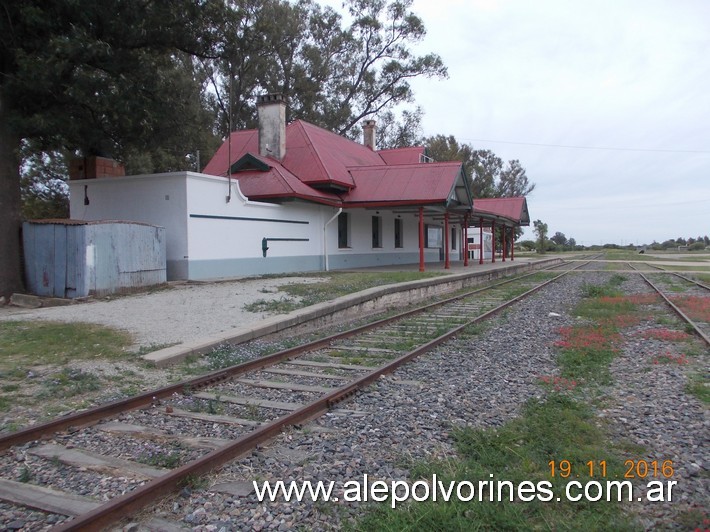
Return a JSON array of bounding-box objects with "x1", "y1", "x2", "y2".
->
[
  {"x1": 202, "y1": 130, "x2": 257, "y2": 176},
  {"x1": 230, "y1": 152, "x2": 270, "y2": 173}
]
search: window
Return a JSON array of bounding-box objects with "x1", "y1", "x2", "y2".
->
[
  {"x1": 372, "y1": 215, "x2": 382, "y2": 248},
  {"x1": 338, "y1": 213, "x2": 350, "y2": 248},
  {"x1": 451, "y1": 227, "x2": 457, "y2": 250},
  {"x1": 394, "y1": 218, "x2": 403, "y2": 248},
  {"x1": 425, "y1": 225, "x2": 442, "y2": 248}
]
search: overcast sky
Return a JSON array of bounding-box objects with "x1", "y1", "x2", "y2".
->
[{"x1": 327, "y1": 0, "x2": 710, "y2": 246}]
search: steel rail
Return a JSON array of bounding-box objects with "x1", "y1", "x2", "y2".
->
[
  {"x1": 52, "y1": 264, "x2": 585, "y2": 531},
  {"x1": 645, "y1": 270, "x2": 710, "y2": 291},
  {"x1": 638, "y1": 272, "x2": 710, "y2": 346},
  {"x1": 0, "y1": 261, "x2": 567, "y2": 452}
]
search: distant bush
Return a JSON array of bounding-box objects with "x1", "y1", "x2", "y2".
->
[{"x1": 689, "y1": 242, "x2": 706, "y2": 251}]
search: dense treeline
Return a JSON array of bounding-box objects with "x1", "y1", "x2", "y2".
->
[
  {"x1": 519, "y1": 232, "x2": 710, "y2": 253},
  {"x1": 0, "y1": 0, "x2": 534, "y2": 297}
]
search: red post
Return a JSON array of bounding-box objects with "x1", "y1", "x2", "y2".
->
[
  {"x1": 444, "y1": 212, "x2": 450, "y2": 269},
  {"x1": 418, "y1": 207, "x2": 425, "y2": 272},
  {"x1": 511, "y1": 227, "x2": 515, "y2": 261},
  {"x1": 491, "y1": 220, "x2": 496, "y2": 263},
  {"x1": 463, "y1": 215, "x2": 469, "y2": 266},
  {"x1": 502, "y1": 224, "x2": 506, "y2": 262},
  {"x1": 479, "y1": 218, "x2": 484, "y2": 265}
]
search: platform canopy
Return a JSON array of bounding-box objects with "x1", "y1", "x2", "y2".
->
[{"x1": 470, "y1": 197, "x2": 530, "y2": 228}]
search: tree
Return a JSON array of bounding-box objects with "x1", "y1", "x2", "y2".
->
[
  {"x1": 533, "y1": 220, "x2": 548, "y2": 254},
  {"x1": 424, "y1": 136, "x2": 535, "y2": 200},
  {"x1": 376, "y1": 107, "x2": 424, "y2": 149},
  {"x1": 0, "y1": 0, "x2": 221, "y2": 297},
  {"x1": 20, "y1": 142, "x2": 70, "y2": 220},
  {"x1": 210, "y1": 0, "x2": 446, "y2": 139},
  {"x1": 496, "y1": 159, "x2": 534, "y2": 197},
  {"x1": 550, "y1": 231, "x2": 567, "y2": 246}
]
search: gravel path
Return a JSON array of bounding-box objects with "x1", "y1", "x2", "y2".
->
[{"x1": 0, "y1": 277, "x2": 322, "y2": 349}]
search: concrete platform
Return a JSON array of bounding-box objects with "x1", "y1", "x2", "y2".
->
[{"x1": 143, "y1": 256, "x2": 561, "y2": 367}]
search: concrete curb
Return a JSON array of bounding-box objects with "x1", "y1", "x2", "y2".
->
[{"x1": 143, "y1": 258, "x2": 562, "y2": 367}]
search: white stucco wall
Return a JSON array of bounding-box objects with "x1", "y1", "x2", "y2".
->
[
  {"x1": 69, "y1": 171, "x2": 461, "y2": 280},
  {"x1": 184, "y1": 174, "x2": 332, "y2": 278},
  {"x1": 69, "y1": 172, "x2": 188, "y2": 279}
]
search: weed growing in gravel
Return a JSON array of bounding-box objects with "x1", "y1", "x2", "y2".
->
[
  {"x1": 180, "y1": 473, "x2": 210, "y2": 490},
  {"x1": 685, "y1": 373, "x2": 709, "y2": 404},
  {"x1": 137, "y1": 442, "x2": 185, "y2": 469},
  {"x1": 554, "y1": 325, "x2": 620, "y2": 384},
  {"x1": 244, "y1": 296, "x2": 300, "y2": 314},
  {"x1": 18, "y1": 465, "x2": 32, "y2": 483},
  {"x1": 357, "y1": 394, "x2": 635, "y2": 531},
  {"x1": 38, "y1": 368, "x2": 101, "y2": 399},
  {"x1": 651, "y1": 352, "x2": 689, "y2": 365},
  {"x1": 244, "y1": 271, "x2": 445, "y2": 314},
  {"x1": 202, "y1": 344, "x2": 248, "y2": 371}
]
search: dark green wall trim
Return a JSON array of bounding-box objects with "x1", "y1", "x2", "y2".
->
[{"x1": 189, "y1": 214, "x2": 309, "y2": 225}]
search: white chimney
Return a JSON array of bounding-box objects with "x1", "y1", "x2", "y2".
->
[
  {"x1": 257, "y1": 93, "x2": 286, "y2": 160},
  {"x1": 363, "y1": 119, "x2": 376, "y2": 150}
]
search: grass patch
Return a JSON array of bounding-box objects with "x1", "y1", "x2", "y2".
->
[
  {"x1": 686, "y1": 373, "x2": 709, "y2": 404},
  {"x1": 0, "y1": 320, "x2": 133, "y2": 370},
  {"x1": 356, "y1": 394, "x2": 636, "y2": 531},
  {"x1": 244, "y1": 272, "x2": 445, "y2": 314}
]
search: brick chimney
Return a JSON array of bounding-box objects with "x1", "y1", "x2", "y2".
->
[
  {"x1": 363, "y1": 120, "x2": 376, "y2": 150},
  {"x1": 68, "y1": 156, "x2": 125, "y2": 180},
  {"x1": 257, "y1": 93, "x2": 286, "y2": 160}
]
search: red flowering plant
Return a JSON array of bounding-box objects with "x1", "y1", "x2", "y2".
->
[
  {"x1": 652, "y1": 352, "x2": 689, "y2": 365},
  {"x1": 537, "y1": 375, "x2": 578, "y2": 392},
  {"x1": 639, "y1": 328, "x2": 691, "y2": 342},
  {"x1": 670, "y1": 295, "x2": 710, "y2": 322}
]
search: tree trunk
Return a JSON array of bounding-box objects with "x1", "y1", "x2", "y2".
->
[{"x1": 0, "y1": 92, "x2": 24, "y2": 299}]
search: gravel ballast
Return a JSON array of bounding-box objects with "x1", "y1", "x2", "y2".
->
[
  {"x1": 0, "y1": 271, "x2": 706, "y2": 530},
  {"x1": 131, "y1": 271, "x2": 706, "y2": 531}
]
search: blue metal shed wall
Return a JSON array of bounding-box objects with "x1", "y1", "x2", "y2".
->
[
  {"x1": 23, "y1": 222, "x2": 166, "y2": 298},
  {"x1": 85, "y1": 224, "x2": 166, "y2": 295}
]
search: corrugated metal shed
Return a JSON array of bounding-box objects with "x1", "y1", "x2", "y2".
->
[{"x1": 23, "y1": 220, "x2": 166, "y2": 298}]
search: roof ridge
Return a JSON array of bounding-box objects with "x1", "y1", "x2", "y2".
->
[{"x1": 348, "y1": 161, "x2": 462, "y2": 170}]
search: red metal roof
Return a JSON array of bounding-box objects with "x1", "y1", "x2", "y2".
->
[
  {"x1": 378, "y1": 147, "x2": 426, "y2": 165},
  {"x1": 235, "y1": 155, "x2": 341, "y2": 205},
  {"x1": 472, "y1": 197, "x2": 530, "y2": 225},
  {"x1": 345, "y1": 162, "x2": 463, "y2": 205},
  {"x1": 202, "y1": 130, "x2": 257, "y2": 176},
  {"x1": 203, "y1": 119, "x2": 473, "y2": 210}
]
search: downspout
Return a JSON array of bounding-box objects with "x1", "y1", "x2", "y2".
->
[{"x1": 323, "y1": 208, "x2": 342, "y2": 271}]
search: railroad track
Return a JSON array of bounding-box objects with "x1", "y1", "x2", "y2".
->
[
  {"x1": 632, "y1": 268, "x2": 710, "y2": 345},
  {"x1": 0, "y1": 260, "x2": 589, "y2": 531}
]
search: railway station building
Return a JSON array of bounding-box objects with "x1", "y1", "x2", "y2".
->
[{"x1": 68, "y1": 94, "x2": 528, "y2": 281}]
